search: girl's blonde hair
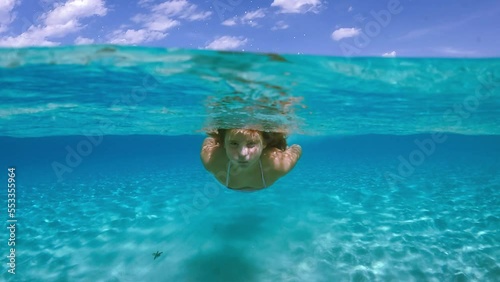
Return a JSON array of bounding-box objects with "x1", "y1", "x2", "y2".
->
[{"x1": 208, "y1": 128, "x2": 287, "y2": 151}]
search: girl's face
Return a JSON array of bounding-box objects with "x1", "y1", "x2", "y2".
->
[{"x1": 224, "y1": 130, "x2": 266, "y2": 167}]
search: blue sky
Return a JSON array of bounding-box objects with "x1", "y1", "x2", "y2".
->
[{"x1": 0, "y1": 0, "x2": 499, "y2": 57}]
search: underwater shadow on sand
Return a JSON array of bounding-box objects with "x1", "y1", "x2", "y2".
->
[{"x1": 177, "y1": 245, "x2": 263, "y2": 282}]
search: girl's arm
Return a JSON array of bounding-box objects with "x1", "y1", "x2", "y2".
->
[
  {"x1": 200, "y1": 137, "x2": 219, "y2": 170},
  {"x1": 266, "y1": 144, "x2": 302, "y2": 174},
  {"x1": 282, "y1": 144, "x2": 302, "y2": 172}
]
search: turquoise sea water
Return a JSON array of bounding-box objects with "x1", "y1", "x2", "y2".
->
[{"x1": 0, "y1": 46, "x2": 499, "y2": 281}]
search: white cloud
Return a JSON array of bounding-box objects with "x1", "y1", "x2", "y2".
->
[
  {"x1": 0, "y1": 0, "x2": 107, "y2": 47},
  {"x1": 138, "y1": 0, "x2": 155, "y2": 7},
  {"x1": 74, "y1": 36, "x2": 94, "y2": 44},
  {"x1": 222, "y1": 9, "x2": 266, "y2": 27},
  {"x1": 222, "y1": 18, "x2": 237, "y2": 26},
  {"x1": 0, "y1": 0, "x2": 20, "y2": 33},
  {"x1": 348, "y1": 6, "x2": 353, "y2": 12},
  {"x1": 205, "y1": 36, "x2": 248, "y2": 50},
  {"x1": 331, "y1": 27, "x2": 360, "y2": 41},
  {"x1": 241, "y1": 9, "x2": 266, "y2": 26},
  {"x1": 43, "y1": 20, "x2": 84, "y2": 38},
  {"x1": 382, "y1": 51, "x2": 397, "y2": 57},
  {"x1": 271, "y1": 0, "x2": 322, "y2": 14},
  {"x1": 0, "y1": 32, "x2": 58, "y2": 47},
  {"x1": 144, "y1": 17, "x2": 179, "y2": 32},
  {"x1": 43, "y1": 0, "x2": 107, "y2": 25},
  {"x1": 110, "y1": 0, "x2": 211, "y2": 45},
  {"x1": 271, "y1": 20, "x2": 289, "y2": 30},
  {"x1": 153, "y1": 0, "x2": 211, "y2": 21},
  {"x1": 397, "y1": 28, "x2": 430, "y2": 40},
  {"x1": 109, "y1": 29, "x2": 167, "y2": 45},
  {"x1": 437, "y1": 47, "x2": 477, "y2": 56}
]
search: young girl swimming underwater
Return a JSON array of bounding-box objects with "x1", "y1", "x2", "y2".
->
[{"x1": 201, "y1": 128, "x2": 302, "y2": 192}]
